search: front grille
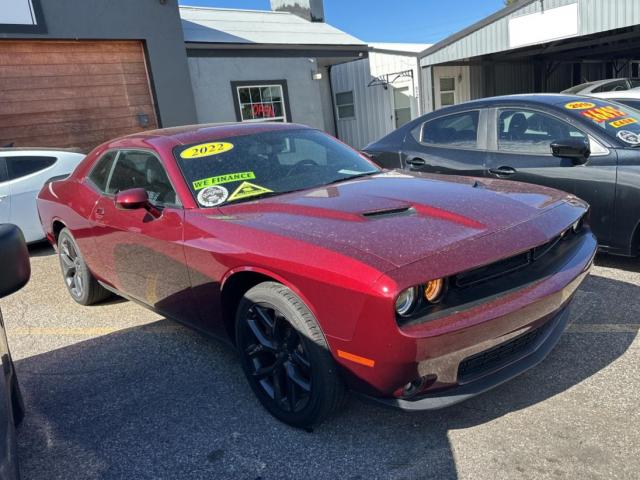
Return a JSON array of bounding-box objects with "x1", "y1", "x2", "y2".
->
[
  {"x1": 454, "y1": 226, "x2": 578, "y2": 289},
  {"x1": 457, "y1": 322, "x2": 551, "y2": 383}
]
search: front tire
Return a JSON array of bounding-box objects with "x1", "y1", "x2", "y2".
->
[
  {"x1": 58, "y1": 228, "x2": 110, "y2": 306},
  {"x1": 236, "y1": 282, "x2": 345, "y2": 428}
]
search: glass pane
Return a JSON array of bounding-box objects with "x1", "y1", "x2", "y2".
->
[
  {"x1": 395, "y1": 108, "x2": 412, "y2": 129},
  {"x1": 238, "y1": 88, "x2": 250, "y2": 103},
  {"x1": 338, "y1": 105, "x2": 355, "y2": 119},
  {"x1": 393, "y1": 87, "x2": 411, "y2": 109},
  {"x1": 440, "y1": 77, "x2": 455, "y2": 92},
  {"x1": 273, "y1": 101, "x2": 284, "y2": 118},
  {"x1": 250, "y1": 87, "x2": 262, "y2": 103},
  {"x1": 269, "y1": 86, "x2": 282, "y2": 102},
  {"x1": 241, "y1": 104, "x2": 254, "y2": 121},
  {"x1": 7, "y1": 156, "x2": 56, "y2": 180},
  {"x1": 497, "y1": 109, "x2": 586, "y2": 154},
  {"x1": 422, "y1": 111, "x2": 479, "y2": 148},
  {"x1": 440, "y1": 92, "x2": 455, "y2": 106},
  {"x1": 336, "y1": 91, "x2": 353, "y2": 106}
]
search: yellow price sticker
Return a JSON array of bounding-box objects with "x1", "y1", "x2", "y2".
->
[{"x1": 180, "y1": 142, "x2": 234, "y2": 159}]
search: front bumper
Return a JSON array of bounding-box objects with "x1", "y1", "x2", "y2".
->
[
  {"x1": 360, "y1": 305, "x2": 571, "y2": 411},
  {"x1": 330, "y1": 228, "x2": 596, "y2": 408}
]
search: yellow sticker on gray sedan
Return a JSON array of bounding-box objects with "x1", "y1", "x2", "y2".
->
[
  {"x1": 565, "y1": 101, "x2": 596, "y2": 110},
  {"x1": 193, "y1": 171, "x2": 256, "y2": 190},
  {"x1": 180, "y1": 142, "x2": 234, "y2": 159},
  {"x1": 228, "y1": 182, "x2": 272, "y2": 202},
  {"x1": 609, "y1": 117, "x2": 638, "y2": 128}
]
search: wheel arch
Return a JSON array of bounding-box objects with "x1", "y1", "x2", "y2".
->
[
  {"x1": 51, "y1": 219, "x2": 67, "y2": 243},
  {"x1": 220, "y1": 267, "x2": 322, "y2": 345},
  {"x1": 631, "y1": 220, "x2": 640, "y2": 256}
]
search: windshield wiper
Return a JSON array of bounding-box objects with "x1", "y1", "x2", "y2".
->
[
  {"x1": 325, "y1": 171, "x2": 379, "y2": 186},
  {"x1": 224, "y1": 189, "x2": 303, "y2": 205}
]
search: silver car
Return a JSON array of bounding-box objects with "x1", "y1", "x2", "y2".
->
[{"x1": 0, "y1": 149, "x2": 84, "y2": 242}]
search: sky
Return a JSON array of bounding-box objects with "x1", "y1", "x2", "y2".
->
[{"x1": 178, "y1": 0, "x2": 508, "y2": 44}]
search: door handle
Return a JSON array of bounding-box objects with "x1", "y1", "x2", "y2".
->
[
  {"x1": 489, "y1": 166, "x2": 517, "y2": 177},
  {"x1": 0, "y1": 194, "x2": 7, "y2": 202},
  {"x1": 407, "y1": 158, "x2": 427, "y2": 168}
]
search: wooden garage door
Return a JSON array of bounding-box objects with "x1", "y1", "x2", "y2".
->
[{"x1": 0, "y1": 40, "x2": 158, "y2": 152}]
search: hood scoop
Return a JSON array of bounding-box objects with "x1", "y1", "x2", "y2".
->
[{"x1": 362, "y1": 206, "x2": 414, "y2": 219}]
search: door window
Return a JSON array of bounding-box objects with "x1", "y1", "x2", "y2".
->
[
  {"x1": 593, "y1": 79, "x2": 629, "y2": 92},
  {"x1": 439, "y1": 77, "x2": 456, "y2": 106},
  {"x1": 393, "y1": 86, "x2": 412, "y2": 128},
  {"x1": 0, "y1": 158, "x2": 8, "y2": 183},
  {"x1": 421, "y1": 111, "x2": 479, "y2": 148},
  {"x1": 107, "y1": 151, "x2": 179, "y2": 206},
  {"x1": 6, "y1": 156, "x2": 56, "y2": 180},
  {"x1": 497, "y1": 109, "x2": 586, "y2": 155},
  {"x1": 87, "y1": 151, "x2": 117, "y2": 192}
]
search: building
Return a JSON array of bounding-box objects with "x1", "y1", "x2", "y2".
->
[
  {"x1": 419, "y1": 0, "x2": 640, "y2": 113},
  {"x1": 330, "y1": 43, "x2": 431, "y2": 149},
  {"x1": 181, "y1": 1, "x2": 368, "y2": 136},
  {"x1": 0, "y1": 0, "x2": 197, "y2": 151}
]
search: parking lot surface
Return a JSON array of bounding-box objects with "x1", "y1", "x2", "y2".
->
[{"x1": 0, "y1": 244, "x2": 638, "y2": 480}]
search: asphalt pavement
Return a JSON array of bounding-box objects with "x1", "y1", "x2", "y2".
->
[{"x1": 0, "y1": 243, "x2": 638, "y2": 480}]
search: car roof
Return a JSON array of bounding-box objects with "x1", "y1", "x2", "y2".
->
[
  {"x1": 589, "y1": 88, "x2": 640, "y2": 99},
  {"x1": 431, "y1": 93, "x2": 602, "y2": 113},
  {"x1": 113, "y1": 122, "x2": 312, "y2": 148},
  {"x1": 0, "y1": 147, "x2": 84, "y2": 154}
]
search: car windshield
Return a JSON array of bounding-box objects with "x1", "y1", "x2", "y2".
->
[
  {"x1": 561, "y1": 99, "x2": 640, "y2": 147},
  {"x1": 174, "y1": 128, "x2": 380, "y2": 207}
]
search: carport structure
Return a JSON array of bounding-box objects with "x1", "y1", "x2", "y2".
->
[{"x1": 419, "y1": 0, "x2": 640, "y2": 113}]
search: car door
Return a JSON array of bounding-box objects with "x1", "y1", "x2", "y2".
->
[
  {"x1": 89, "y1": 149, "x2": 195, "y2": 323},
  {"x1": 0, "y1": 158, "x2": 10, "y2": 224},
  {"x1": 400, "y1": 109, "x2": 489, "y2": 177},
  {"x1": 5, "y1": 155, "x2": 57, "y2": 242},
  {"x1": 486, "y1": 106, "x2": 617, "y2": 247}
]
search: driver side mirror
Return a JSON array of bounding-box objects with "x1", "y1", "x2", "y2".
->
[
  {"x1": 0, "y1": 224, "x2": 31, "y2": 298},
  {"x1": 115, "y1": 188, "x2": 160, "y2": 217},
  {"x1": 551, "y1": 137, "x2": 590, "y2": 165}
]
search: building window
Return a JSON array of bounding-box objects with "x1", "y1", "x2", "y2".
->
[
  {"x1": 231, "y1": 81, "x2": 291, "y2": 123},
  {"x1": 336, "y1": 91, "x2": 355, "y2": 119},
  {"x1": 439, "y1": 77, "x2": 456, "y2": 106}
]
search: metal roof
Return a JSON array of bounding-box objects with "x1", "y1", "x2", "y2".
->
[
  {"x1": 369, "y1": 43, "x2": 433, "y2": 56},
  {"x1": 420, "y1": 0, "x2": 640, "y2": 66},
  {"x1": 180, "y1": 6, "x2": 365, "y2": 47}
]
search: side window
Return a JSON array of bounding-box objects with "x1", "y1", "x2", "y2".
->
[
  {"x1": 0, "y1": 158, "x2": 7, "y2": 183},
  {"x1": 594, "y1": 80, "x2": 628, "y2": 93},
  {"x1": 107, "y1": 151, "x2": 179, "y2": 206},
  {"x1": 497, "y1": 109, "x2": 587, "y2": 155},
  {"x1": 421, "y1": 111, "x2": 480, "y2": 149},
  {"x1": 87, "y1": 151, "x2": 117, "y2": 192},
  {"x1": 6, "y1": 156, "x2": 56, "y2": 180}
]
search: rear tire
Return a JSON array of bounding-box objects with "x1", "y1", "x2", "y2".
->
[
  {"x1": 57, "y1": 228, "x2": 110, "y2": 306},
  {"x1": 236, "y1": 282, "x2": 346, "y2": 429}
]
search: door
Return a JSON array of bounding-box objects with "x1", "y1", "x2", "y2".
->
[
  {"x1": 89, "y1": 150, "x2": 194, "y2": 323},
  {"x1": 0, "y1": 158, "x2": 9, "y2": 224},
  {"x1": 486, "y1": 107, "x2": 617, "y2": 246},
  {"x1": 0, "y1": 40, "x2": 157, "y2": 152},
  {"x1": 401, "y1": 109, "x2": 488, "y2": 177}
]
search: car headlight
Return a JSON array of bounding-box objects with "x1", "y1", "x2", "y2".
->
[
  {"x1": 424, "y1": 278, "x2": 445, "y2": 303},
  {"x1": 395, "y1": 287, "x2": 418, "y2": 316}
]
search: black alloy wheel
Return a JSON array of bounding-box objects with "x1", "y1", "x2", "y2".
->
[{"x1": 236, "y1": 282, "x2": 346, "y2": 428}]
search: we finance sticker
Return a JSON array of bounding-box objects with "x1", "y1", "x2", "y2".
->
[
  {"x1": 228, "y1": 182, "x2": 272, "y2": 202},
  {"x1": 180, "y1": 142, "x2": 234, "y2": 159},
  {"x1": 193, "y1": 171, "x2": 256, "y2": 190}
]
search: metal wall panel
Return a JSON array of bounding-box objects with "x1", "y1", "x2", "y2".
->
[{"x1": 421, "y1": 0, "x2": 640, "y2": 67}]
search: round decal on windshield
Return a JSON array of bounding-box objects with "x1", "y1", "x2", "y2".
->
[
  {"x1": 197, "y1": 186, "x2": 229, "y2": 207},
  {"x1": 181, "y1": 142, "x2": 234, "y2": 159},
  {"x1": 617, "y1": 130, "x2": 640, "y2": 145}
]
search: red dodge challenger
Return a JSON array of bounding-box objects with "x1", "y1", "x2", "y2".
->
[{"x1": 37, "y1": 123, "x2": 596, "y2": 428}]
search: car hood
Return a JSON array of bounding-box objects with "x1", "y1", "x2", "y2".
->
[{"x1": 216, "y1": 171, "x2": 576, "y2": 270}]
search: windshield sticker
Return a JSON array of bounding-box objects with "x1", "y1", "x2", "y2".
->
[
  {"x1": 180, "y1": 142, "x2": 234, "y2": 160},
  {"x1": 617, "y1": 130, "x2": 640, "y2": 145},
  {"x1": 197, "y1": 186, "x2": 229, "y2": 207},
  {"x1": 193, "y1": 171, "x2": 256, "y2": 190},
  {"x1": 565, "y1": 101, "x2": 596, "y2": 110},
  {"x1": 228, "y1": 182, "x2": 273, "y2": 202},
  {"x1": 609, "y1": 117, "x2": 638, "y2": 129},
  {"x1": 580, "y1": 106, "x2": 626, "y2": 123}
]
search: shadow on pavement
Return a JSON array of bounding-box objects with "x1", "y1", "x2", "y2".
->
[
  {"x1": 14, "y1": 274, "x2": 637, "y2": 480},
  {"x1": 27, "y1": 242, "x2": 55, "y2": 258}
]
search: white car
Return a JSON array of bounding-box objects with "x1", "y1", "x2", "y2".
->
[
  {"x1": 562, "y1": 77, "x2": 640, "y2": 94},
  {"x1": 0, "y1": 149, "x2": 85, "y2": 243},
  {"x1": 585, "y1": 87, "x2": 640, "y2": 111}
]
